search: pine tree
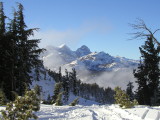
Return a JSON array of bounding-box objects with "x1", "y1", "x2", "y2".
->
[
  {"x1": 58, "y1": 67, "x2": 62, "y2": 82},
  {"x1": 0, "y1": 2, "x2": 16, "y2": 100},
  {"x1": 34, "y1": 84, "x2": 41, "y2": 101},
  {"x1": 1, "y1": 89, "x2": 40, "y2": 120},
  {"x1": 156, "y1": 84, "x2": 160, "y2": 105},
  {"x1": 0, "y1": 2, "x2": 5, "y2": 90},
  {"x1": 134, "y1": 37, "x2": 160, "y2": 105},
  {"x1": 69, "y1": 97, "x2": 79, "y2": 106},
  {"x1": 34, "y1": 84, "x2": 41, "y2": 97},
  {"x1": 8, "y1": 3, "x2": 43, "y2": 98},
  {"x1": 7, "y1": 10, "x2": 18, "y2": 99},
  {"x1": 0, "y1": 88, "x2": 6, "y2": 105},
  {"x1": 63, "y1": 69, "x2": 70, "y2": 103},
  {"x1": 114, "y1": 87, "x2": 137, "y2": 108},
  {"x1": 55, "y1": 92, "x2": 63, "y2": 106},
  {"x1": 133, "y1": 59, "x2": 150, "y2": 105},
  {"x1": 69, "y1": 68, "x2": 78, "y2": 96},
  {"x1": 15, "y1": 3, "x2": 31, "y2": 95},
  {"x1": 126, "y1": 82, "x2": 134, "y2": 101},
  {"x1": 47, "y1": 94, "x2": 51, "y2": 104},
  {"x1": 52, "y1": 82, "x2": 62, "y2": 104}
]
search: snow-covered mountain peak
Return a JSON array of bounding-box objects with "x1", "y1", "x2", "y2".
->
[
  {"x1": 58, "y1": 43, "x2": 67, "y2": 48},
  {"x1": 58, "y1": 44, "x2": 71, "y2": 51},
  {"x1": 40, "y1": 44, "x2": 139, "y2": 90},
  {"x1": 70, "y1": 51, "x2": 114, "y2": 71},
  {"x1": 80, "y1": 51, "x2": 112, "y2": 62},
  {"x1": 41, "y1": 44, "x2": 138, "y2": 72},
  {"x1": 76, "y1": 45, "x2": 91, "y2": 57}
]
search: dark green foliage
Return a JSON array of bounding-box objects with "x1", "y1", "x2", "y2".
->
[
  {"x1": 0, "y1": 2, "x2": 5, "y2": 34},
  {"x1": 133, "y1": 60, "x2": 150, "y2": 105},
  {"x1": 0, "y1": 2, "x2": 44, "y2": 100},
  {"x1": 156, "y1": 85, "x2": 160, "y2": 105},
  {"x1": 103, "y1": 87, "x2": 115, "y2": 104},
  {"x1": 51, "y1": 68, "x2": 115, "y2": 104},
  {"x1": 63, "y1": 69, "x2": 70, "y2": 103},
  {"x1": 48, "y1": 67, "x2": 62, "y2": 83},
  {"x1": 11, "y1": 91, "x2": 18, "y2": 101},
  {"x1": 52, "y1": 82, "x2": 62, "y2": 104},
  {"x1": 0, "y1": 89, "x2": 6, "y2": 105},
  {"x1": 126, "y1": 82, "x2": 134, "y2": 101},
  {"x1": 34, "y1": 84, "x2": 41, "y2": 97},
  {"x1": 69, "y1": 97, "x2": 79, "y2": 106},
  {"x1": 1, "y1": 89, "x2": 40, "y2": 120},
  {"x1": 134, "y1": 37, "x2": 160, "y2": 105},
  {"x1": 46, "y1": 94, "x2": 52, "y2": 104},
  {"x1": 69, "y1": 68, "x2": 78, "y2": 96},
  {"x1": 55, "y1": 92, "x2": 63, "y2": 106},
  {"x1": 114, "y1": 87, "x2": 138, "y2": 108},
  {"x1": 0, "y1": 2, "x2": 13, "y2": 100}
]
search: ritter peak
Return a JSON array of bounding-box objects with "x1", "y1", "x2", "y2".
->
[{"x1": 76, "y1": 45, "x2": 91, "y2": 57}]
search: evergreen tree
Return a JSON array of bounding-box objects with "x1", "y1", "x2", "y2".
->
[
  {"x1": 0, "y1": 2, "x2": 5, "y2": 34},
  {"x1": 1, "y1": 89, "x2": 40, "y2": 120},
  {"x1": 0, "y1": 2, "x2": 16, "y2": 100},
  {"x1": 156, "y1": 84, "x2": 160, "y2": 105},
  {"x1": 69, "y1": 68, "x2": 78, "y2": 96},
  {"x1": 58, "y1": 67, "x2": 62, "y2": 82},
  {"x1": 34, "y1": 84, "x2": 41, "y2": 100},
  {"x1": 0, "y1": 3, "x2": 44, "y2": 99},
  {"x1": 133, "y1": 59, "x2": 150, "y2": 105},
  {"x1": 52, "y1": 82, "x2": 62, "y2": 104},
  {"x1": 126, "y1": 81, "x2": 134, "y2": 101},
  {"x1": 69, "y1": 97, "x2": 79, "y2": 106},
  {"x1": 0, "y1": 88, "x2": 6, "y2": 105},
  {"x1": 8, "y1": 3, "x2": 43, "y2": 97},
  {"x1": 63, "y1": 69, "x2": 70, "y2": 103},
  {"x1": 55, "y1": 92, "x2": 63, "y2": 106},
  {"x1": 134, "y1": 37, "x2": 160, "y2": 105},
  {"x1": 104, "y1": 87, "x2": 115, "y2": 104},
  {"x1": 0, "y1": 2, "x2": 5, "y2": 90},
  {"x1": 114, "y1": 87, "x2": 138, "y2": 108},
  {"x1": 15, "y1": 3, "x2": 31, "y2": 95},
  {"x1": 49, "y1": 68, "x2": 115, "y2": 104},
  {"x1": 47, "y1": 94, "x2": 51, "y2": 104}
]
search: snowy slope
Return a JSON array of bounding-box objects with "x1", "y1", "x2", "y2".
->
[
  {"x1": 29, "y1": 67, "x2": 55, "y2": 100},
  {"x1": 41, "y1": 45, "x2": 77, "y2": 70},
  {"x1": 65, "y1": 51, "x2": 138, "y2": 71},
  {"x1": 34, "y1": 104, "x2": 160, "y2": 120}
]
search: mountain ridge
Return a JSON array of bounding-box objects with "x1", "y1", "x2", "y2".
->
[
  {"x1": 41, "y1": 44, "x2": 139, "y2": 72},
  {"x1": 40, "y1": 44, "x2": 139, "y2": 89}
]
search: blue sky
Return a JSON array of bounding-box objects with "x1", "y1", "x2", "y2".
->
[{"x1": 2, "y1": 0, "x2": 160, "y2": 59}]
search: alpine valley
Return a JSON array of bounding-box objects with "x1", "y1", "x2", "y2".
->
[{"x1": 40, "y1": 44, "x2": 139, "y2": 90}]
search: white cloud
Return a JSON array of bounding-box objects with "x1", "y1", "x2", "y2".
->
[
  {"x1": 31, "y1": 20, "x2": 111, "y2": 48},
  {"x1": 77, "y1": 68, "x2": 137, "y2": 90}
]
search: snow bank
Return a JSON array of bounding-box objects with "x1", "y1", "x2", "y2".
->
[
  {"x1": 1, "y1": 104, "x2": 159, "y2": 120},
  {"x1": 34, "y1": 104, "x2": 160, "y2": 120}
]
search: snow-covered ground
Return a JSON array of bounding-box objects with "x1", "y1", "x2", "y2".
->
[
  {"x1": 0, "y1": 104, "x2": 159, "y2": 120},
  {"x1": 35, "y1": 104, "x2": 160, "y2": 120}
]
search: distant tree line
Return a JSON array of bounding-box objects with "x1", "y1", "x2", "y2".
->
[{"x1": 48, "y1": 68, "x2": 115, "y2": 104}]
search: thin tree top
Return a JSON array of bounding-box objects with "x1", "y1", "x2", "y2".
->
[{"x1": 130, "y1": 19, "x2": 160, "y2": 47}]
